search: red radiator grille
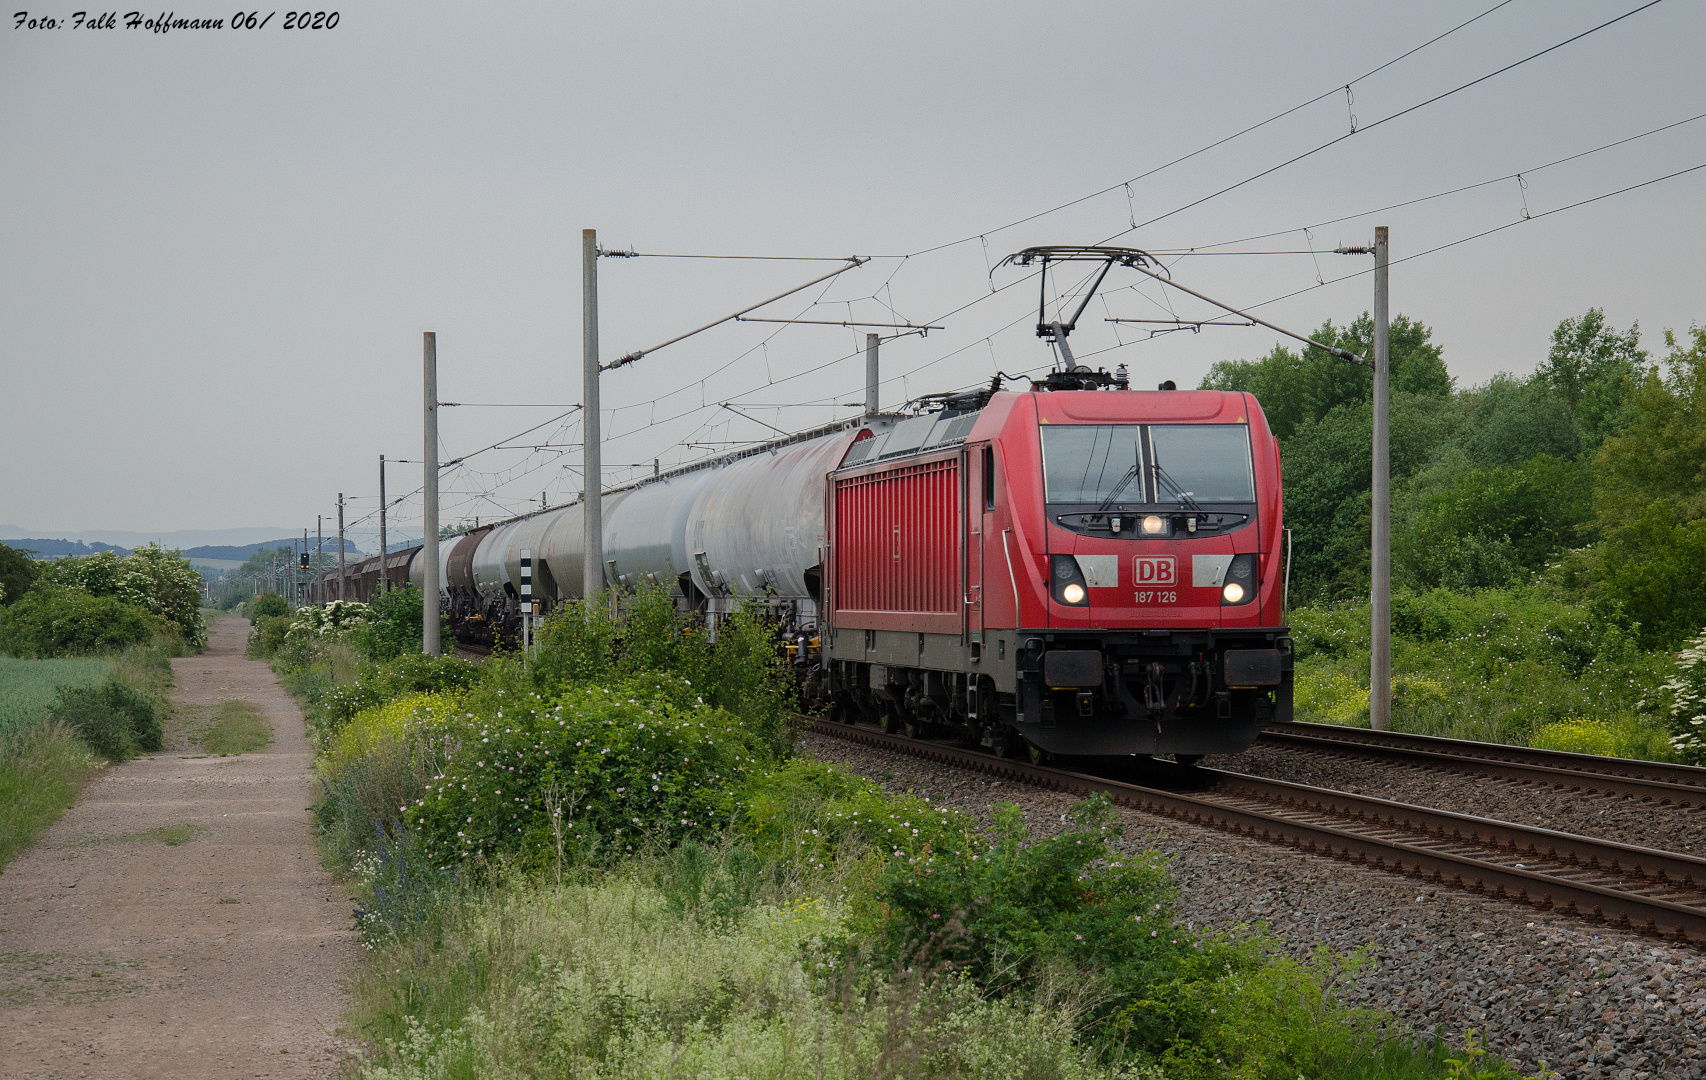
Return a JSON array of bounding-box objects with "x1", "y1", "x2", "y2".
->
[{"x1": 834, "y1": 458, "x2": 959, "y2": 614}]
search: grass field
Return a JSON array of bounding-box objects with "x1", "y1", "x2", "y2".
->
[
  {"x1": 0, "y1": 655, "x2": 114, "y2": 750},
  {"x1": 0, "y1": 651, "x2": 173, "y2": 870}
]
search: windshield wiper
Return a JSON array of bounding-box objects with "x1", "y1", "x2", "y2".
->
[
  {"x1": 1093, "y1": 461, "x2": 1143, "y2": 514},
  {"x1": 1153, "y1": 463, "x2": 1206, "y2": 513}
]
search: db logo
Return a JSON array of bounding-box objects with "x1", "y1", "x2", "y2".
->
[{"x1": 1133, "y1": 556, "x2": 1176, "y2": 586}]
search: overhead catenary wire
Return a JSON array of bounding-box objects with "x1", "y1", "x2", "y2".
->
[
  {"x1": 902, "y1": 0, "x2": 1523, "y2": 259},
  {"x1": 598, "y1": 248, "x2": 889, "y2": 262},
  {"x1": 1108, "y1": 0, "x2": 1670, "y2": 240},
  {"x1": 1151, "y1": 108, "x2": 1706, "y2": 255},
  {"x1": 600, "y1": 258, "x2": 870, "y2": 371},
  {"x1": 345, "y1": 7, "x2": 1691, "y2": 526},
  {"x1": 368, "y1": 146, "x2": 1705, "y2": 525}
]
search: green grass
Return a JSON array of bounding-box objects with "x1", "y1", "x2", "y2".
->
[
  {"x1": 1289, "y1": 589, "x2": 1679, "y2": 760},
  {"x1": 0, "y1": 656, "x2": 114, "y2": 750},
  {"x1": 193, "y1": 700, "x2": 273, "y2": 756},
  {"x1": 0, "y1": 721, "x2": 98, "y2": 870}
]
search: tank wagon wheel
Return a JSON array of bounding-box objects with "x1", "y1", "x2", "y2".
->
[
  {"x1": 902, "y1": 715, "x2": 927, "y2": 740},
  {"x1": 990, "y1": 726, "x2": 1023, "y2": 759},
  {"x1": 879, "y1": 703, "x2": 903, "y2": 735},
  {"x1": 1174, "y1": 754, "x2": 1204, "y2": 767},
  {"x1": 1027, "y1": 742, "x2": 1052, "y2": 766}
]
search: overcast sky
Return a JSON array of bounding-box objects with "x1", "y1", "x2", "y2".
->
[{"x1": 3, "y1": 0, "x2": 1702, "y2": 545}]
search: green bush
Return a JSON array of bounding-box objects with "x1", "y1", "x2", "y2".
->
[
  {"x1": 531, "y1": 588, "x2": 799, "y2": 758},
  {"x1": 314, "y1": 691, "x2": 463, "y2": 869},
  {"x1": 0, "y1": 541, "x2": 37, "y2": 607},
  {"x1": 248, "y1": 593, "x2": 291, "y2": 620},
  {"x1": 313, "y1": 651, "x2": 480, "y2": 738},
  {"x1": 1663, "y1": 630, "x2": 1706, "y2": 764},
  {"x1": 407, "y1": 673, "x2": 767, "y2": 871},
  {"x1": 739, "y1": 760, "x2": 980, "y2": 869},
  {"x1": 1594, "y1": 504, "x2": 1706, "y2": 648},
  {"x1": 0, "y1": 721, "x2": 96, "y2": 870},
  {"x1": 348, "y1": 855, "x2": 1132, "y2": 1080},
  {"x1": 37, "y1": 545, "x2": 206, "y2": 650},
  {"x1": 0, "y1": 655, "x2": 113, "y2": 750},
  {"x1": 246, "y1": 613, "x2": 294, "y2": 658},
  {"x1": 351, "y1": 587, "x2": 437, "y2": 661},
  {"x1": 1289, "y1": 587, "x2": 1671, "y2": 749},
  {"x1": 1395, "y1": 456, "x2": 1592, "y2": 591},
  {"x1": 47, "y1": 679, "x2": 163, "y2": 759},
  {"x1": 0, "y1": 586, "x2": 162, "y2": 658},
  {"x1": 843, "y1": 795, "x2": 1236, "y2": 1061},
  {"x1": 1530, "y1": 716, "x2": 1674, "y2": 760}
]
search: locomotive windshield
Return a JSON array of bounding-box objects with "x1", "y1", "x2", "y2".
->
[
  {"x1": 1149, "y1": 425, "x2": 1254, "y2": 503},
  {"x1": 1041, "y1": 424, "x2": 1254, "y2": 505}
]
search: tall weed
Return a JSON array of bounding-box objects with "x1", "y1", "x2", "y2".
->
[
  {"x1": 0, "y1": 720, "x2": 97, "y2": 869},
  {"x1": 350, "y1": 855, "x2": 1134, "y2": 1080},
  {"x1": 316, "y1": 692, "x2": 464, "y2": 866}
]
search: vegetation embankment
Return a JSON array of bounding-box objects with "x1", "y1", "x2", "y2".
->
[
  {"x1": 1206, "y1": 312, "x2": 1706, "y2": 761},
  {"x1": 0, "y1": 541, "x2": 206, "y2": 869},
  {"x1": 272, "y1": 589, "x2": 1534, "y2": 1079}
]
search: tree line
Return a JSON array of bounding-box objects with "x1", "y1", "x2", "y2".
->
[{"x1": 1203, "y1": 308, "x2": 1706, "y2": 648}]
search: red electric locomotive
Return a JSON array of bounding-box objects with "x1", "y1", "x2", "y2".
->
[{"x1": 822, "y1": 249, "x2": 1292, "y2": 762}]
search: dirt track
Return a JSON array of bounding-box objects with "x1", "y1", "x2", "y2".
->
[{"x1": 0, "y1": 617, "x2": 357, "y2": 1079}]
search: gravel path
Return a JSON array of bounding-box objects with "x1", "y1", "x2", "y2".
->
[
  {"x1": 0, "y1": 617, "x2": 358, "y2": 1080},
  {"x1": 803, "y1": 731, "x2": 1706, "y2": 1080},
  {"x1": 1214, "y1": 743, "x2": 1706, "y2": 858}
]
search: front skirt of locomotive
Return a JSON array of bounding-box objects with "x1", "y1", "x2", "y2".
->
[{"x1": 1013, "y1": 627, "x2": 1293, "y2": 757}]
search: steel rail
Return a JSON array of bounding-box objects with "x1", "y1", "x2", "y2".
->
[
  {"x1": 810, "y1": 719, "x2": 1706, "y2": 945},
  {"x1": 1260, "y1": 722, "x2": 1706, "y2": 806}
]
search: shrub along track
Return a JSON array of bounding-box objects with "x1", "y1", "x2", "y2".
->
[
  {"x1": 0, "y1": 616, "x2": 357, "y2": 1080},
  {"x1": 810, "y1": 719, "x2": 1706, "y2": 946}
]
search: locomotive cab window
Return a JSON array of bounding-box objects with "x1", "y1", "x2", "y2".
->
[
  {"x1": 1040, "y1": 425, "x2": 1147, "y2": 504},
  {"x1": 1148, "y1": 425, "x2": 1254, "y2": 503},
  {"x1": 1041, "y1": 424, "x2": 1258, "y2": 536}
]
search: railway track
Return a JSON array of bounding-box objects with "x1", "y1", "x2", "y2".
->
[
  {"x1": 1259, "y1": 721, "x2": 1706, "y2": 806},
  {"x1": 810, "y1": 719, "x2": 1706, "y2": 946}
]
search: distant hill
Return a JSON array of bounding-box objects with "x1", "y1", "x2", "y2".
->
[
  {"x1": 3, "y1": 538, "x2": 132, "y2": 559},
  {"x1": 184, "y1": 539, "x2": 365, "y2": 561},
  {"x1": 0, "y1": 537, "x2": 364, "y2": 562},
  {"x1": 0, "y1": 525, "x2": 296, "y2": 549}
]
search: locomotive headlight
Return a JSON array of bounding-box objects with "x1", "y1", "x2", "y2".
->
[
  {"x1": 1220, "y1": 553, "x2": 1258, "y2": 606},
  {"x1": 1141, "y1": 514, "x2": 1167, "y2": 535},
  {"x1": 1050, "y1": 555, "x2": 1090, "y2": 606}
]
